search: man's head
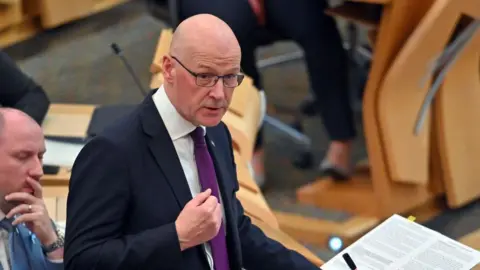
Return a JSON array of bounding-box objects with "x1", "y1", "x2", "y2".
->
[
  {"x1": 162, "y1": 14, "x2": 243, "y2": 127},
  {"x1": 0, "y1": 108, "x2": 45, "y2": 213}
]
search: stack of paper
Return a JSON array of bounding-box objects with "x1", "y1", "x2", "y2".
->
[
  {"x1": 43, "y1": 139, "x2": 85, "y2": 167},
  {"x1": 322, "y1": 214, "x2": 480, "y2": 270}
]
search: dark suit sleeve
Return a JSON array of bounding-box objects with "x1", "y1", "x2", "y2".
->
[
  {"x1": 0, "y1": 51, "x2": 50, "y2": 124},
  {"x1": 223, "y1": 124, "x2": 319, "y2": 270},
  {"x1": 64, "y1": 136, "x2": 182, "y2": 270}
]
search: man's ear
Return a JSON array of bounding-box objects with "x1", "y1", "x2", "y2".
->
[{"x1": 162, "y1": 55, "x2": 176, "y2": 84}]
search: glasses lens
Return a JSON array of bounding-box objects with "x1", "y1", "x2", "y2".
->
[
  {"x1": 223, "y1": 74, "x2": 239, "y2": 87},
  {"x1": 196, "y1": 74, "x2": 216, "y2": 87}
]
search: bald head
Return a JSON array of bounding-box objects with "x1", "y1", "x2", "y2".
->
[
  {"x1": 170, "y1": 14, "x2": 241, "y2": 59},
  {"x1": 162, "y1": 14, "x2": 242, "y2": 127},
  {"x1": 0, "y1": 108, "x2": 41, "y2": 141}
]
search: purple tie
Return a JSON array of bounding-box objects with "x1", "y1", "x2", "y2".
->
[{"x1": 191, "y1": 127, "x2": 230, "y2": 270}]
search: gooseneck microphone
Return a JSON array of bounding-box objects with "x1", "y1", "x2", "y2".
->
[{"x1": 110, "y1": 43, "x2": 148, "y2": 97}]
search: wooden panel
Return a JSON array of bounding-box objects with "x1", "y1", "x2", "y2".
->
[
  {"x1": 39, "y1": 0, "x2": 128, "y2": 29},
  {"x1": 39, "y1": 0, "x2": 93, "y2": 28},
  {"x1": 233, "y1": 151, "x2": 260, "y2": 194},
  {"x1": 377, "y1": 0, "x2": 461, "y2": 184},
  {"x1": 150, "y1": 29, "x2": 173, "y2": 74},
  {"x1": 274, "y1": 211, "x2": 378, "y2": 247},
  {"x1": 237, "y1": 188, "x2": 278, "y2": 229},
  {"x1": 92, "y1": 0, "x2": 128, "y2": 13},
  {"x1": 41, "y1": 167, "x2": 71, "y2": 185},
  {"x1": 297, "y1": 171, "x2": 379, "y2": 216},
  {"x1": 44, "y1": 197, "x2": 58, "y2": 221},
  {"x1": 43, "y1": 186, "x2": 69, "y2": 197},
  {"x1": 223, "y1": 110, "x2": 254, "y2": 162},
  {"x1": 42, "y1": 103, "x2": 96, "y2": 138},
  {"x1": 251, "y1": 217, "x2": 324, "y2": 267},
  {"x1": 0, "y1": 0, "x2": 21, "y2": 4},
  {"x1": 0, "y1": 1, "x2": 22, "y2": 30},
  {"x1": 360, "y1": 0, "x2": 436, "y2": 217},
  {"x1": 436, "y1": 31, "x2": 480, "y2": 208},
  {"x1": 460, "y1": 229, "x2": 480, "y2": 270},
  {"x1": 0, "y1": 16, "x2": 41, "y2": 48}
]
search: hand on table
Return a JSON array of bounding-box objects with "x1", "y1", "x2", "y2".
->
[
  {"x1": 175, "y1": 189, "x2": 223, "y2": 251},
  {"x1": 5, "y1": 178, "x2": 58, "y2": 247}
]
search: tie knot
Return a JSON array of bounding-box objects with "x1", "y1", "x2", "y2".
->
[
  {"x1": 0, "y1": 217, "x2": 14, "y2": 232},
  {"x1": 191, "y1": 127, "x2": 206, "y2": 146}
]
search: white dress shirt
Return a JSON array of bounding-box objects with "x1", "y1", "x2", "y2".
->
[{"x1": 152, "y1": 85, "x2": 226, "y2": 270}]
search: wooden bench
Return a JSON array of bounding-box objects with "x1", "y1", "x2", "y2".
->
[
  {"x1": 283, "y1": 0, "x2": 480, "y2": 249},
  {"x1": 0, "y1": 0, "x2": 128, "y2": 48}
]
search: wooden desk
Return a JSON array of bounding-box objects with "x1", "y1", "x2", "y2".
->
[
  {"x1": 40, "y1": 104, "x2": 95, "y2": 185},
  {"x1": 42, "y1": 103, "x2": 96, "y2": 139},
  {"x1": 460, "y1": 229, "x2": 480, "y2": 269}
]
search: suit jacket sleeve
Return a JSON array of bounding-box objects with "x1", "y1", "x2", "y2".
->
[
  {"x1": 0, "y1": 50, "x2": 50, "y2": 124},
  {"x1": 64, "y1": 136, "x2": 182, "y2": 270},
  {"x1": 223, "y1": 125, "x2": 319, "y2": 270}
]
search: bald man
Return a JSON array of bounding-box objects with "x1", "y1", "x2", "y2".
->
[
  {"x1": 64, "y1": 14, "x2": 320, "y2": 270},
  {"x1": 0, "y1": 108, "x2": 64, "y2": 270}
]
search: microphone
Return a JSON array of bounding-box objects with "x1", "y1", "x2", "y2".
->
[
  {"x1": 110, "y1": 43, "x2": 148, "y2": 97},
  {"x1": 342, "y1": 253, "x2": 357, "y2": 270}
]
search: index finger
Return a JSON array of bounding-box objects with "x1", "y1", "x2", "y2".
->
[{"x1": 26, "y1": 178, "x2": 43, "y2": 199}]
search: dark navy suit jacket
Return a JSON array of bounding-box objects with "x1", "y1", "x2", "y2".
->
[{"x1": 64, "y1": 90, "x2": 319, "y2": 270}]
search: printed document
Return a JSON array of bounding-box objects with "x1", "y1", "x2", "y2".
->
[
  {"x1": 43, "y1": 139, "x2": 84, "y2": 167},
  {"x1": 322, "y1": 214, "x2": 480, "y2": 270}
]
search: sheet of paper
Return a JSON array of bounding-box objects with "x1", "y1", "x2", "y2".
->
[
  {"x1": 43, "y1": 139, "x2": 85, "y2": 167},
  {"x1": 322, "y1": 214, "x2": 480, "y2": 270}
]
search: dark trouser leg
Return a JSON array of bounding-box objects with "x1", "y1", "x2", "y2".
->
[
  {"x1": 264, "y1": 0, "x2": 356, "y2": 141},
  {"x1": 179, "y1": 0, "x2": 265, "y2": 150}
]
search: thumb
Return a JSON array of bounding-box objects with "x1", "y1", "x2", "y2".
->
[{"x1": 190, "y1": 188, "x2": 212, "y2": 206}]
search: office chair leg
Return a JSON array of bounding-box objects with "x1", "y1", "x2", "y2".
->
[{"x1": 263, "y1": 115, "x2": 311, "y2": 146}]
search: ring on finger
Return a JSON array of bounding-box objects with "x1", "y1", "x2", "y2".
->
[{"x1": 28, "y1": 204, "x2": 32, "y2": 212}]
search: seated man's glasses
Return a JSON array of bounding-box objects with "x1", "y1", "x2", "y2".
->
[{"x1": 171, "y1": 56, "x2": 244, "y2": 88}]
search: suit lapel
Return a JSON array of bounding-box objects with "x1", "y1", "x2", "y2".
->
[
  {"x1": 141, "y1": 93, "x2": 192, "y2": 209},
  {"x1": 148, "y1": 136, "x2": 193, "y2": 209}
]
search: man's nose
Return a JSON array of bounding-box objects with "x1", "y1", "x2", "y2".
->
[
  {"x1": 210, "y1": 79, "x2": 226, "y2": 99},
  {"x1": 29, "y1": 157, "x2": 44, "y2": 179}
]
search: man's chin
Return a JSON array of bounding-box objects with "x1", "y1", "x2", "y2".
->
[
  {"x1": 196, "y1": 114, "x2": 224, "y2": 127},
  {"x1": 198, "y1": 118, "x2": 222, "y2": 127}
]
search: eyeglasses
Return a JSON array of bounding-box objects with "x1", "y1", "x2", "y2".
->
[{"x1": 171, "y1": 56, "x2": 244, "y2": 88}]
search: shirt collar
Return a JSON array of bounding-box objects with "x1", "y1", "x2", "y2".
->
[{"x1": 152, "y1": 85, "x2": 206, "y2": 141}]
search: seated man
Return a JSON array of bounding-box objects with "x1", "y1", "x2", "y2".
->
[
  {"x1": 0, "y1": 108, "x2": 64, "y2": 269},
  {"x1": 64, "y1": 14, "x2": 320, "y2": 270},
  {"x1": 0, "y1": 51, "x2": 51, "y2": 125},
  {"x1": 180, "y1": 0, "x2": 356, "y2": 181}
]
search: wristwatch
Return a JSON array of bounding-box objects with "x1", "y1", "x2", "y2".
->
[{"x1": 42, "y1": 228, "x2": 65, "y2": 254}]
